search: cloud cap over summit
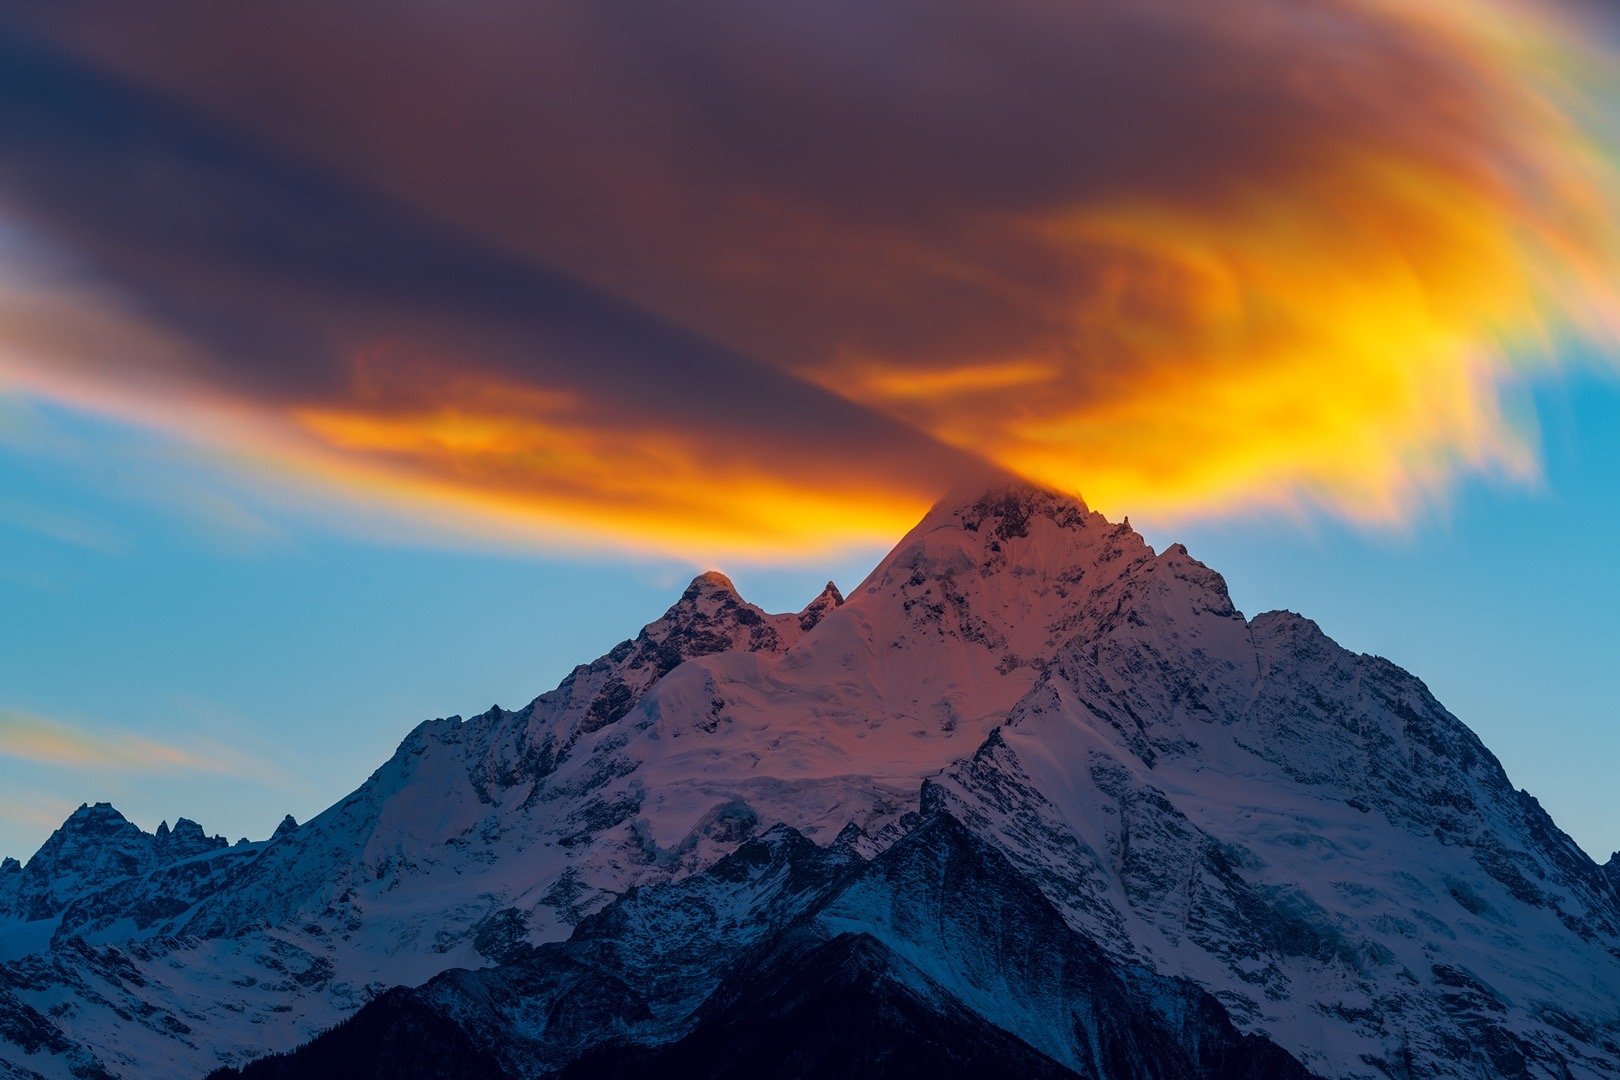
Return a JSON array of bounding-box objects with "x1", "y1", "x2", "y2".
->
[{"x1": 3, "y1": 1, "x2": 1620, "y2": 553}]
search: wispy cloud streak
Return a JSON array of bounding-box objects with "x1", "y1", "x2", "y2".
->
[{"x1": 0, "y1": 708, "x2": 287, "y2": 786}]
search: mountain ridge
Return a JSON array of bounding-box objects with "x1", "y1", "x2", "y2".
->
[
  {"x1": 209, "y1": 812, "x2": 1317, "y2": 1080},
  {"x1": 2, "y1": 479, "x2": 1617, "y2": 1079}
]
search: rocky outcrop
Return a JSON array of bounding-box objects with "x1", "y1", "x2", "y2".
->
[
  {"x1": 212, "y1": 815, "x2": 1314, "y2": 1080},
  {"x1": 1, "y1": 804, "x2": 227, "y2": 925}
]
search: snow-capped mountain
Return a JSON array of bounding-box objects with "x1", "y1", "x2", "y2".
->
[
  {"x1": 2, "y1": 481, "x2": 1616, "y2": 1079},
  {"x1": 0, "y1": 805, "x2": 229, "y2": 927}
]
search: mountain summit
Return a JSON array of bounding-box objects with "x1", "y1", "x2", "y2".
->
[{"x1": 3, "y1": 481, "x2": 1617, "y2": 1079}]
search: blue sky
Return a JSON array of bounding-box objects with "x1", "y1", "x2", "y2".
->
[{"x1": 2, "y1": 374, "x2": 1615, "y2": 862}]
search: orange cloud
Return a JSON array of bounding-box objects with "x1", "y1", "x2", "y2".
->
[
  {"x1": 0, "y1": 0, "x2": 1616, "y2": 552},
  {"x1": 797, "y1": 1, "x2": 1620, "y2": 523},
  {"x1": 0, "y1": 708, "x2": 280, "y2": 783},
  {"x1": 828, "y1": 153, "x2": 1568, "y2": 523},
  {"x1": 281, "y1": 373, "x2": 936, "y2": 555}
]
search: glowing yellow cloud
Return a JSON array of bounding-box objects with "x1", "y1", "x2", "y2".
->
[
  {"x1": 805, "y1": 0, "x2": 1620, "y2": 525},
  {"x1": 1, "y1": 0, "x2": 1618, "y2": 554},
  {"x1": 283, "y1": 395, "x2": 931, "y2": 557}
]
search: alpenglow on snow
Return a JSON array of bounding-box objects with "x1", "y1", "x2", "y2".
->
[{"x1": 3, "y1": 482, "x2": 1617, "y2": 1079}]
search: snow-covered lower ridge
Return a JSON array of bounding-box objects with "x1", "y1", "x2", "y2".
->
[
  {"x1": 211, "y1": 815, "x2": 1313, "y2": 1080},
  {"x1": 2, "y1": 479, "x2": 1617, "y2": 1079}
]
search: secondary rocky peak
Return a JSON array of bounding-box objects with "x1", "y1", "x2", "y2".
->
[
  {"x1": 10, "y1": 803, "x2": 152, "y2": 922},
  {"x1": 684, "y1": 569, "x2": 740, "y2": 598},
  {"x1": 1146, "y1": 540, "x2": 1239, "y2": 618},
  {"x1": 812, "y1": 579, "x2": 844, "y2": 604},
  {"x1": 63, "y1": 801, "x2": 130, "y2": 825},
  {"x1": 1, "y1": 804, "x2": 244, "y2": 925},
  {"x1": 639, "y1": 570, "x2": 794, "y2": 667},
  {"x1": 461, "y1": 566, "x2": 829, "y2": 791},
  {"x1": 798, "y1": 580, "x2": 845, "y2": 632},
  {"x1": 44, "y1": 802, "x2": 142, "y2": 851},
  {"x1": 154, "y1": 817, "x2": 227, "y2": 862}
]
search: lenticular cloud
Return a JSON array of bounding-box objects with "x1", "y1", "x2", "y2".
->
[{"x1": 1, "y1": 0, "x2": 1619, "y2": 552}]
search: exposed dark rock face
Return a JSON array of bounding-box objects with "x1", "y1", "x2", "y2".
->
[
  {"x1": 203, "y1": 990, "x2": 507, "y2": 1080},
  {"x1": 210, "y1": 815, "x2": 1314, "y2": 1080},
  {"x1": 798, "y1": 580, "x2": 845, "y2": 632},
  {"x1": 0, "y1": 804, "x2": 229, "y2": 924},
  {"x1": 559, "y1": 932, "x2": 1083, "y2": 1080}
]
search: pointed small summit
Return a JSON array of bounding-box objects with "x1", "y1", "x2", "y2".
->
[
  {"x1": 579, "y1": 568, "x2": 816, "y2": 705},
  {"x1": 47, "y1": 803, "x2": 142, "y2": 847},
  {"x1": 654, "y1": 571, "x2": 777, "y2": 643},
  {"x1": 684, "y1": 569, "x2": 740, "y2": 598},
  {"x1": 155, "y1": 818, "x2": 227, "y2": 862},
  {"x1": 654, "y1": 570, "x2": 768, "y2": 643},
  {"x1": 799, "y1": 580, "x2": 845, "y2": 632}
]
